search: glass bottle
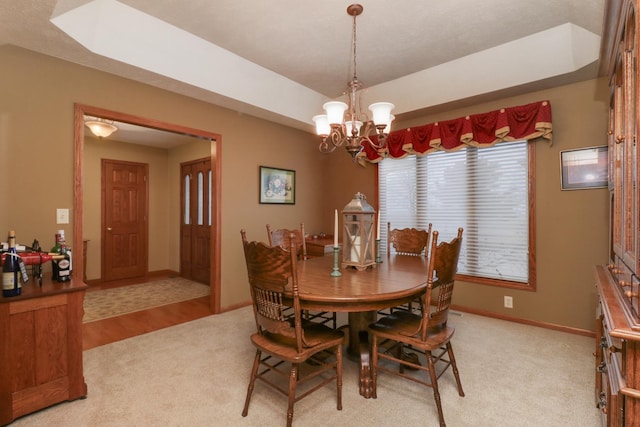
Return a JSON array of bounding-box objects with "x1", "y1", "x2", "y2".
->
[
  {"x1": 50, "y1": 230, "x2": 63, "y2": 281},
  {"x1": 2, "y1": 230, "x2": 22, "y2": 297}
]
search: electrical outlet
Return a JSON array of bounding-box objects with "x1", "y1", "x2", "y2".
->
[
  {"x1": 56, "y1": 208, "x2": 69, "y2": 224},
  {"x1": 504, "y1": 295, "x2": 513, "y2": 309}
]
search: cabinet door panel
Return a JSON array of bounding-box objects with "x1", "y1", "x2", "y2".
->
[
  {"x1": 9, "y1": 311, "x2": 36, "y2": 391},
  {"x1": 35, "y1": 305, "x2": 68, "y2": 384}
]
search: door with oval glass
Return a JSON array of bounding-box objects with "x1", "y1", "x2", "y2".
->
[{"x1": 181, "y1": 157, "x2": 211, "y2": 284}]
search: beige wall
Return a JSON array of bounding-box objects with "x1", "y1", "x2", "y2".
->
[
  {"x1": 0, "y1": 46, "x2": 325, "y2": 309},
  {"x1": 0, "y1": 45, "x2": 609, "y2": 331}
]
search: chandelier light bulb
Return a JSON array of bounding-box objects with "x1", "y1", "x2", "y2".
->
[
  {"x1": 369, "y1": 102, "x2": 395, "y2": 127},
  {"x1": 382, "y1": 115, "x2": 395, "y2": 132},
  {"x1": 312, "y1": 115, "x2": 331, "y2": 137},
  {"x1": 323, "y1": 101, "x2": 348, "y2": 125}
]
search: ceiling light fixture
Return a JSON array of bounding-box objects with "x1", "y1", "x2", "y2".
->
[
  {"x1": 84, "y1": 117, "x2": 118, "y2": 138},
  {"x1": 312, "y1": 4, "x2": 394, "y2": 161}
]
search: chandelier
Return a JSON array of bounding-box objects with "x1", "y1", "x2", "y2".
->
[
  {"x1": 312, "y1": 4, "x2": 394, "y2": 160},
  {"x1": 84, "y1": 116, "x2": 118, "y2": 138}
]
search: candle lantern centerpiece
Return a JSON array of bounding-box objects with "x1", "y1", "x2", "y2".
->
[{"x1": 342, "y1": 192, "x2": 376, "y2": 270}]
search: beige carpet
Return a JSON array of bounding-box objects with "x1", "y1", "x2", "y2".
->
[
  {"x1": 83, "y1": 277, "x2": 210, "y2": 323},
  {"x1": 14, "y1": 307, "x2": 600, "y2": 426}
]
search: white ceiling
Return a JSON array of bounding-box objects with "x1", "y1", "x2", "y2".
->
[
  {"x1": 1, "y1": 0, "x2": 605, "y2": 141},
  {"x1": 84, "y1": 119, "x2": 206, "y2": 149}
]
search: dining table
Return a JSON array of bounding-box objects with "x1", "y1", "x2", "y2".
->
[{"x1": 294, "y1": 253, "x2": 429, "y2": 398}]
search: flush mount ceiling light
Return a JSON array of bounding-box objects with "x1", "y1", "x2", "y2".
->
[
  {"x1": 312, "y1": 4, "x2": 394, "y2": 161},
  {"x1": 84, "y1": 117, "x2": 118, "y2": 138}
]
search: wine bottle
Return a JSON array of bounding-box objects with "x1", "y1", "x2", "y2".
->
[
  {"x1": 52, "y1": 230, "x2": 71, "y2": 282},
  {"x1": 51, "y1": 230, "x2": 63, "y2": 281},
  {"x1": 56, "y1": 246, "x2": 71, "y2": 282},
  {"x1": 2, "y1": 230, "x2": 22, "y2": 297}
]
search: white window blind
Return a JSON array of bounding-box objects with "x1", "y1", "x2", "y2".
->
[{"x1": 379, "y1": 141, "x2": 529, "y2": 283}]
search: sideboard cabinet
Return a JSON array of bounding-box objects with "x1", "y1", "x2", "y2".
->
[
  {"x1": 595, "y1": 265, "x2": 640, "y2": 425},
  {"x1": 0, "y1": 277, "x2": 87, "y2": 425},
  {"x1": 596, "y1": 1, "x2": 640, "y2": 425}
]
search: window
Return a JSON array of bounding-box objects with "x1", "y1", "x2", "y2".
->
[
  {"x1": 183, "y1": 174, "x2": 191, "y2": 225},
  {"x1": 208, "y1": 170, "x2": 212, "y2": 226},
  {"x1": 378, "y1": 140, "x2": 535, "y2": 289},
  {"x1": 197, "y1": 171, "x2": 204, "y2": 225}
]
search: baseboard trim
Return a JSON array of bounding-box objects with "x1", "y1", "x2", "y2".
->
[
  {"x1": 450, "y1": 304, "x2": 595, "y2": 338},
  {"x1": 220, "y1": 301, "x2": 252, "y2": 314},
  {"x1": 85, "y1": 270, "x2": 180, "y2": 287},
  {"x1": 220, "y1": 301, "x2": 594, "y2": 338},
  {"x1": 149, "y1": 269, "x2": 180, "y2": 278}
]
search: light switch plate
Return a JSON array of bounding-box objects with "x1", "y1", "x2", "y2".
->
[{"x1": 56, "y1": 208, "x2": 69, "y2": 224}]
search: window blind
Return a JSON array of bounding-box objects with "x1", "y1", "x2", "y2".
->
[{"x1": 379, "y1": 141, "x2": 529, "y2": 283}]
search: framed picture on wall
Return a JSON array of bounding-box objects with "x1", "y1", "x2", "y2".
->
[
  {"x1": 560, "y1": 146, "x2": 608, "y2": 190},
  {"x1": 259, "y1": 166, "x2": 295, "y2": 204}
]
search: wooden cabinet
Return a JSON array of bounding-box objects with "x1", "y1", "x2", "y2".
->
[
  {"x1": 305, "y1": 236, "x2": 340, "y2": 257},
  {"x1": 0, "y1": 277, "x2": 87, "y2": 425},
  {"x1": 595, "y1": 266, "x2": 640, "y2": 425},
  {"x1": 598, "y1": 1, "x2": 640, "y2": 425}
]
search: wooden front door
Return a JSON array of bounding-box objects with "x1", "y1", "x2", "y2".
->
[
  {"x1": 102, "y1": 159, "x2": 148, "y2": 281},
  {"x1": 180, "y1": 158, "x2": 211, "y2": 284}
]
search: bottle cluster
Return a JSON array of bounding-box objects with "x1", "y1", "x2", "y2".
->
[{"x1": 1, "y1": 229, "x2": 73, "y2": 297}]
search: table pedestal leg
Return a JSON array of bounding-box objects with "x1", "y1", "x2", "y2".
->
[{"x1": 348, "y1": 311, "x2": 377, "y2": 399}]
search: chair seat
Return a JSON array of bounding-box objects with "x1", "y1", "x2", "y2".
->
[
  {"x1": 251, "y1": 325, "x2": 344, "y2": 363},
  {"x1": 370, "y1": 311, "x2": 455, "y2": 350}
]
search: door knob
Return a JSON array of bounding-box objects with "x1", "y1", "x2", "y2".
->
[{"x1": 107, "y1": 227, "x2": 112, "y2": 231}]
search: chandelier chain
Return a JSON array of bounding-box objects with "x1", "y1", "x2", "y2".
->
[{"x1": 352, "y1": 10, "x2": 358, "y2": 83}]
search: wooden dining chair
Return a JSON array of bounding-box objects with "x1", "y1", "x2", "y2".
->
[
  {"x1": 267, "y1": 223, "x2": 337, "y2": 329},
  {"x1": 386, "y1": 222, "x2": 432, "y2": 256},
  {"x1": 240, "y1": 230, "x2": 344, "y2": 427},
  {"x1": 267, "y1": 223, "x2": 308, "y2": 260},
  {"x1": 369, "y1": 228, "x2": 464, "y2": 427},
  {"x1": 382, "y1": 222, "x2": 432, "y2": 315}
]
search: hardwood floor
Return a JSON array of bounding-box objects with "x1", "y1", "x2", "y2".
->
[{"x1": 83, "y1": 277, "x2": 213, "y2": 350}]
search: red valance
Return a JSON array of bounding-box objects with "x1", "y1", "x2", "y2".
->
[{"x1": 361, "y1": 100, "x2": 552, "y2": 163}]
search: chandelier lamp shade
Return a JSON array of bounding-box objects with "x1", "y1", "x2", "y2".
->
[
  {"x1": 84, "y1": 117, "x2": 118, "y2": 138},
  {"x1": 312, "y1": 4, "x2": 395, "y2": 160}
]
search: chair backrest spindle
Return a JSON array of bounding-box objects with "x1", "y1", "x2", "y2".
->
[{"x1": 420, "y1": 227, "x2": 463, "y2": 341}]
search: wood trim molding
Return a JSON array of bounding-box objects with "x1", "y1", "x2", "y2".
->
[{"x1": 451, "y1": 304, "x2": 595, "y2": 337}]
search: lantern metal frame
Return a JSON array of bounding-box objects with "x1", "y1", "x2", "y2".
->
[{"x1": 341, "y1": 192, "x2": 376, "y2": 270}]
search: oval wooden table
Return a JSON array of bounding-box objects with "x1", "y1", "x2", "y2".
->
[{"x1": 294, "y1": 253, "x2": 428, "y2": 398}]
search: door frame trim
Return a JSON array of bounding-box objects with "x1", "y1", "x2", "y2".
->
[{"x1": 74, "y1": 103, "x2": 223, "y2": 313}]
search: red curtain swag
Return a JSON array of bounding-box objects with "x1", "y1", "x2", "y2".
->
[{"x1": 361, "y1": 100, "x2": 552, "y2": 163}]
